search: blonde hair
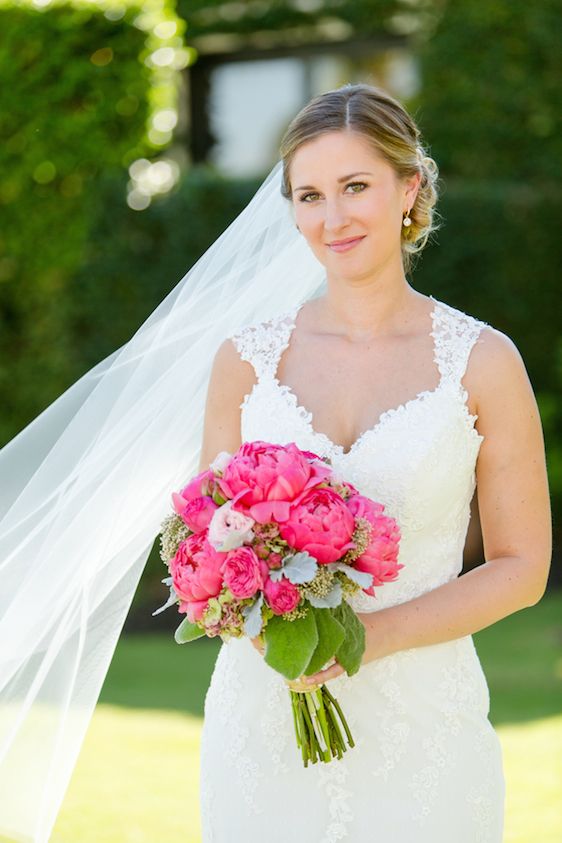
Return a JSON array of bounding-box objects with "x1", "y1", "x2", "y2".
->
[{"x1": 279, "y1": 83, "x2": 441, "y2": 274}]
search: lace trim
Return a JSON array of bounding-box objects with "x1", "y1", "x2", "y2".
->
[
  {"x1": 230, "y1": 307, "x2": 299, "y2": 380},
  {"x1": 232, "y1": 297, "x2": 487, "y2": 456}
]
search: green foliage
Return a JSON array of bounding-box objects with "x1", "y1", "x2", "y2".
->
[
  {"x1": 174, "y1": 616, "x2": 205, "y2": 643},
  {"x1": 414, "y1": 0, "x2": 560, "y2": 182},
  {"x1": 176, "y1": 0, "x2": 432, "y2": 39},
  {"x1": 264, "y1": 608, "x2": 319, "y2": 679},
  {"x1": 332, "y1": 600, "x2": 365, "y2": 675},
  {"x1": 304, "y1": 607, "x2": 346, "y2": 676},
  {"x1": 0, "y1": 0, "x2": 186, "y2": 442}
]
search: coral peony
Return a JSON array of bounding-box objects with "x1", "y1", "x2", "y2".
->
[
  {"x1": 279, "y1": 486, "x2": 356, "y2": 564},
  {"x1": 217, "y1": 440, "x2": 332, "y2": 523},
  {"x1": 171, "y1": 533, "x2": 226, "y2": 623},
  {"x1": 354, "y1": 516, "x2": 403, "y2": 597},
  {"x1": 181, "y1": 496, "x2": 219, "y2": 532}
]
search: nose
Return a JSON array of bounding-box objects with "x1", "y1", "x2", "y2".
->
[{"x1": 323, "y1": 194, "x2": 350, "y2": 234}]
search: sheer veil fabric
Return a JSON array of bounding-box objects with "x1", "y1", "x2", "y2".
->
[{"x1": 0, "y1": 160, "x2": 327, "y2": 842}]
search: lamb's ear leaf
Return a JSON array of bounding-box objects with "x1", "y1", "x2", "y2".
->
[
  {"x1": 263, "y1": 609, "x2": 318, "y2": 679},
  {"x1": 332, "y1": 600, "x2": 365, "y2": 676},
  {"x1": 174, "y1": 617, "x2": 205, "y2": 644},
  {"x1": 303, "y1": 607, "x2": 346, "y2": 675}
]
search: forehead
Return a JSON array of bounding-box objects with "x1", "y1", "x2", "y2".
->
[{"x1": 289, "y1": 130, "x2": 391, "y2": 186}]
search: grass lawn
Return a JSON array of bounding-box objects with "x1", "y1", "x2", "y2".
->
[{"x1": 50, "y1": 590, "x2": 562, "y2": 843}]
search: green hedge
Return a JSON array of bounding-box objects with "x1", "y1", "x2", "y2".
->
[{"x1": 0, "y1": 0, "x2": 185, "y2": 437}]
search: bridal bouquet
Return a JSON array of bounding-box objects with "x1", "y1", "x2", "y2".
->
[{"x1": 154, "y1": 440, "x2": 402, "y2": 766}]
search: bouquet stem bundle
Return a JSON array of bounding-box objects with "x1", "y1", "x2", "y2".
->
[{"x1": 288, "y1": 680, "x2": 355, "y2": 766}]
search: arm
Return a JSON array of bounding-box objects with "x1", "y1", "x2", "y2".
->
[
  {"x1": 197, "y1": 338, "x2": 257, "y2": 473},
  {"x1": 198, "y1": 337, "x2": 267, "y2": 656},
  {"x1": 305, "y1": 326, "x2": 552, "y2": 684}
]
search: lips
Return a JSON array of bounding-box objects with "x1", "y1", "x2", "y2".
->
[{"x1": 327, "y1": 236, "x2": 365, "y2": 253}]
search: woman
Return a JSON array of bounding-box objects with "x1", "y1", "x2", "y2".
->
[{"x1": 196, "y1": 84, "x2": 551, "y2": 841}]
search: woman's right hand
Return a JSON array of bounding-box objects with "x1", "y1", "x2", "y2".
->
[{"x1": 250, "y1": 635, "x2": 265, "y2": 657}]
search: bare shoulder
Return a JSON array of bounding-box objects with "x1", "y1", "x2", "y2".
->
[
  {"x1": 197, "y1": 336, "x2": 258, "y2": 472},
  {"x1": 463, "y1": 319, "x2": 546, "y2": 484},
  {"x1": 463, "y1": 321, "x2": 534, "y2": 418}
]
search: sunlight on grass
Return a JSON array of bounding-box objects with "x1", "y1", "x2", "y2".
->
[
  {"x1": 499, "y1": 715, "x2": 562, "y2": 842},
  {"x1": 53, "y1": 706, "x2": 202, "y2": 843},
  {"x1": 52, "y1": 705, "x2": 562, "y2": 843}
]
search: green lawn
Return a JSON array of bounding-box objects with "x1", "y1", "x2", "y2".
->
[{"x1": 50, "y1": 591, "x2": 562, "y2": 843}]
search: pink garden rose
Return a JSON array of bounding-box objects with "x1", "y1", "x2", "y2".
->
[
  {"x1": 263, "y1": 576, "x2": 302, "y2": 615},
  {"x1": 354, "y1": 515, "x2": 403, "y2": 597},
  {"x1": 218, "y1": 440, "x2": 332, "y2": 523},
  {"x1": 171, "y1": 533, "x2": 226, "y2": 623},
  {"x1": 180, "y1": 496, "x2": 219, "y2": 533},
  {"x1": 279, "y1": 486, "x2": 356, "y2": 564},
  {"x1": 221, "y1": 546, "x2": 264, "y2": 598},
  {"x1": 208, "y1": 500, "x2": 255, "y2": 551}
]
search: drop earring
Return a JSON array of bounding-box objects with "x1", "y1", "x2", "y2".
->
[{"x1": 402, "y1": 209, "x2": 412, "y2": 227}]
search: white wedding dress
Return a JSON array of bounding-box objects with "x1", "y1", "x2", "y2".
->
[{"x1": 199, "y1": 295, "x2": 505, "y2": 842}]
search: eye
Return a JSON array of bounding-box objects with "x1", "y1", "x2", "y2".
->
[
  {"x1": 346, "y1": 181, "x2": 368, "y2": 194},
  {"x1": 298, "y1": 181, "x2": 368, "y2": 202}
]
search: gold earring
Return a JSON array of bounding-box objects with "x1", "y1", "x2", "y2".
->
[{"x1": 402, "y1": 209, "x2": 412, "y2": 228}]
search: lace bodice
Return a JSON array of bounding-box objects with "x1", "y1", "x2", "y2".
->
[{"x1": 229, "y1": 296, "x2": 490, "y2": 613}]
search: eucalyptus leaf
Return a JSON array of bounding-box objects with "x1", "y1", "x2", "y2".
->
[
  {"x1": 242, "y1": 591, "x2": 264, "y2": 638},
  {"x1": 333, "y1": 600, "x2": 366, "y2": 676},
  {"x1": 269, "y1": 551, "x2": 318, "y2": 584},
  {"x1": 304, "y1": 608, "x2": 346, "y2": 675},
  {"x1": 282, "y1": 551, "x2": 318, "y2": 584},
  {"x1": 263, "y1": 610, "x2": 318, "y2": 679},
  {"x1": 308, "y1": 580, "x2": 343, "y2": 608},
  {"x1": 152, "y1": 579, "x2": 178, "y2": 616},
  {"x1": 174, "y1": 616, "x2": 205, "y2": 644},
  {"x1": 327, "y1": 561, "x2": 374, "y2": 589}
]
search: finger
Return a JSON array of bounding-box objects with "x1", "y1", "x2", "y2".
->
[{"x1": 304, "y1": 662, "x2": 345, "y2": 685}]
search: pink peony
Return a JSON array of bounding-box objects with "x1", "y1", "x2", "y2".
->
[
  {"x1": 279, "y1": 486, "x2": 356, "y2": 564},
  {"x1": 208, "y1": 500, "x2": 255, "y2": 551},
  {"x1": 346, "y1": 493, "x2": 386, "y2": 525},
  {"x1": 354, "y1": 516, "x2": 403, "y2": 597},
  {"x1": 218, "y1": 440, "x2": 333, "y2": 523},
  {"x1": 180, "y1": 496, "x2": 219, "y2": 532},
  {"x1": 263, "y1": 577, "x2": 302, "y2": 615},
  {"x1": 221, "y1": 546, "x2": 264, "y2": 598},
  {"x1": 172, "y1": 469, "x2": 216, "y2": 519},
  {"x1": 171, "y1": 532, "x2": 226, "y2": 623}
]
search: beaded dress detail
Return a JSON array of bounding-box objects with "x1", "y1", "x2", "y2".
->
[{"x1": 199, "y1": 296, "x2": 505, "y2": 842}]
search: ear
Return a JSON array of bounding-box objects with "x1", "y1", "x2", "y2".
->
[{"x1": 404, "y1": 171, "x2": 422, "y2": 207}]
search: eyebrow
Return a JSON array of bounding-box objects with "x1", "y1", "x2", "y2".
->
[{"x1": 293, "y1": 171, "x2": 374, "y2": 192}]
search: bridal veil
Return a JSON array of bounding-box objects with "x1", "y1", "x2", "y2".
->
[{"x1": 0, "y1": 159, "x2": 326, "y2": 842}]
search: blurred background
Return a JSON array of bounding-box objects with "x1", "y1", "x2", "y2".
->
[{"x1": 0, "y1": 0, "x2": 560, "y2": 841}]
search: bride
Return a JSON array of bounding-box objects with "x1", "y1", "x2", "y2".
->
[
  {"x1": 196, "y1": 84, "x2": 551, "y2": 841},
  {"x1": 0, "y1": 82, "x2": 551, "y2": 842}
]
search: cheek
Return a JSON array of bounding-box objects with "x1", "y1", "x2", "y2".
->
[{"x1": 294, "y1": 205, "x2": 322, "y2": 236}]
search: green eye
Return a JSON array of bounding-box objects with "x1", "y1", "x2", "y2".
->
[{"x1": 298, "y1": 182, "x2": 368, "y2": 202}]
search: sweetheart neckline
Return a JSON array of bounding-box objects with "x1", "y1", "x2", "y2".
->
[{"x1": 270, "y1": 296, "x2": 445, "y2": 457}]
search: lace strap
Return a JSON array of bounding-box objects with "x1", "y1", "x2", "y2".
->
[
  {"x1": 432, "y1": 300, "x2": 490, "y2": 386},
  {"x1": 229, "y1": 305, "x2": 300, "y2": 380}
]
